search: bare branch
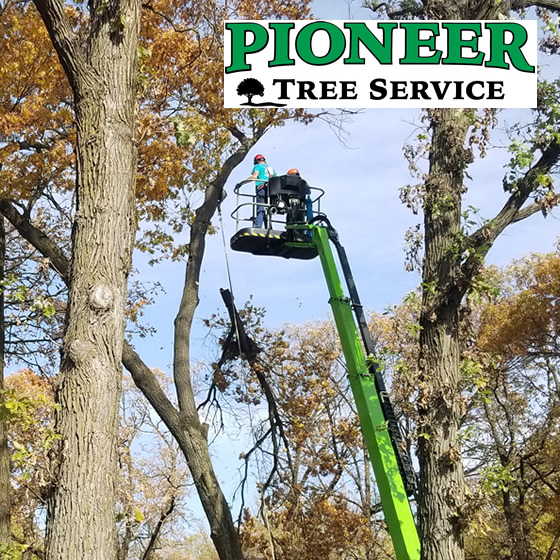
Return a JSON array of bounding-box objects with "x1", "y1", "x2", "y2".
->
[
  {"x1": 511, "y1": 0, "x2": 560, "y2": 13},
  {"x1": 0, "y1": 198, "x2": 70, "y2": 279},
  {"x1": 362, "y1": 0, "x2": 426, "y2": 18},
  {"x1": 141, "y1": 496, "x2": 177, "y2": 560},
  {"x1": 173, "y1": 137, "x2": 264, "y2": 413}
]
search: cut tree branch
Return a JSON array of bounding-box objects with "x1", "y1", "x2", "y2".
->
[
  {"x1": 511, "y1": 0, "x2": 560, "y2": 13},
  {"x1": 141, "y1": 495, "x2": 177, "y2": 560}
]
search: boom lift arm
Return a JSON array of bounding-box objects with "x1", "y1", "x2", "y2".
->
[
  {"x1": 230, "y1": 176, "x2": 420, "y2": 560},
  {"x1": 300, "y1": 220, "x2": 420, "y2": 560}
]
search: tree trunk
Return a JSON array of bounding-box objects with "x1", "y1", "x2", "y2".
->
[
  {"x1": 171, "y1": 179, "x2": 245, "y2": 560},
  {"x1": 503, "y1": 487, "x2": 533, "y2": 560},
  {"x1": 417, "y1": 108, "x2": 470, "y2": 560},
  {"x1": 0, "y1": 145, "x2": 253, "y2": 560},
  {"x1": 37, "y1": 1, "x2": 140, "y2": 558},
  {"x1": 0, "y1": 217, "x2": 10, "y2": 545}
]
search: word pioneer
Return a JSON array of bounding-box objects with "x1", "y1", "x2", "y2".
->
[{"x1": 223, "y1": 20, "x2": 537, "y2": 108}]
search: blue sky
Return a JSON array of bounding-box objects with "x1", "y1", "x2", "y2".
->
[
  {"x1": 137, "y1": 104, "x2": 560, "y2": 370},
  {"x1": 130, "y1": 1, "x2": 560, "y2": 521},
  {"x1": 136, "y1": 3, "x2": 560, "y2": 371}
]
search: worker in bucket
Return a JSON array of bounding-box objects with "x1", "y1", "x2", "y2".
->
[
  {"x1": 249, "y1": 154, "x2": 276, "y2": 228},
  {"x1": 287, "y1": 168, "x2": 313, "y2": 223}
]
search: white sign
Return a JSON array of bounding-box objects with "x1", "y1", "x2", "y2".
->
[{"x1": 224, "y1": 20, "x2": 537, "y2": 108}]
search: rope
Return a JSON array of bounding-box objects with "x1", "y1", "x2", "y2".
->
[
  {"x1": 217, "y1": 202, "x2": 243, "y2": 359},
  {"x1": 218, "y1": 201, "x2": 274, "y2": 551}
]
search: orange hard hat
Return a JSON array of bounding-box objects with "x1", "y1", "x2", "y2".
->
[{"x1": 287, "y1": 168, "x2": 300, "y2": 175}]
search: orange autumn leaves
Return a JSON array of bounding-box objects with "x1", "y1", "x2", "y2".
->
[
  {"x1": 478, "y1": 252, "x2": 560, "y2": 358},
  {"x1": 1, "y1": 0, "x2": 312, "y2": 242},
  {"x1": 0, "y1": 0, "x2": 188, "y2": 207},
  {"x1": 0, "y1": 3, "x2": 74, "y2": 200},
  {"x1": 1, "y1": 0, "x2": 311, "y2": 208}
]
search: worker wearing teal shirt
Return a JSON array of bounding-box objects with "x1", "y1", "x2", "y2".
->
[{"x1": 249, "y1": 154, "x2": 276, "y2": 228}]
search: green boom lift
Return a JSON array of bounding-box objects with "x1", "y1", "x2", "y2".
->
[{"x1": 231, "y1": 174, "x2": 420, "y2": 560}]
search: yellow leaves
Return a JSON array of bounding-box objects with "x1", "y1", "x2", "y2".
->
[
  {"x1": 233, "y1": 0, "x2": 311, "y2": 21},
  {"x1": 242, "y1": 497, "x2": 376, "y2": 560},
  {"x1": 478, "y1": 252, "x2": 560, "y2": 358},
  {"x1": 2, "y1": 0, "x2": 316, "y2": 265},
  {"x1": 133, "y1": 506, "x2": 144, "y2": 523},
  {"x1": 0, "y1": 2, "x2": 74, "y2": 200}
]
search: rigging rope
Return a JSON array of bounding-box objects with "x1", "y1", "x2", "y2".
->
[
  {"x1": 217, "y1": 201, "x2": 274, "y2": 555},
  {"x1": 217, "y1": 202, "x2": 243, "y2": 360}
]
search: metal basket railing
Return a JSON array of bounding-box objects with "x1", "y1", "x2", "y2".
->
[{"x1": 231, "y1": 178, "x2": 325, "y2": 231}]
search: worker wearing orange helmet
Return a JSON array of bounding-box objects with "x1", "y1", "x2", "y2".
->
[
  {"x1": 249, "y1": 154, "x2": 276, "y2": 228},
  {"x1": 286, "y1": 168, "x2": 313, "y2": 223}
]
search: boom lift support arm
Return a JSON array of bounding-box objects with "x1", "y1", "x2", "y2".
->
[
  {"x1": 309, "y1": 215, "x2": 418, "y2": 497},
  {"x1": 293, "y1": 221, "x2": 420, "y2": 560},
  {"x1": 230, "y1": 176, "x2": 420, "y2": 560}
]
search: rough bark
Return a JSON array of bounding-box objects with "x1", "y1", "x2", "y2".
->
[
  {"x1": 417, "y1": 108, "x2": 470, "y2": 560},
  {"x1": 503, "y1": 487, "x2": 533, "y2": 560},
  {"x1": 169, "y1": 148, "x2": 252, "y2": 560},
  {"x1": 31, "y1": 0, "x2": 140, "y2": 557},
  {"x1": 0, "y1": 132, "x2": 258, "y2": 560},
  {"x1": 0, "y1": 217, "x2": 10, "y2": 545},
  {"x1": 416, "y1": 114, "x2": 560, "y2": 560}
]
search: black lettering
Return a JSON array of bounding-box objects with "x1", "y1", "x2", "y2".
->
[
  {"x1": 273, "y1": 79, "x2": 295, "y2": 99},
  {"x1": 369, "y1": 78, "x2": 387, "y2": 100},
  {"x1": 431, "y1": 81, "x2": 452, "y2": 100},
  {"x1": 411, "y1": 81, "x2": 430, "y2": 100},
  {"x1": 298, "y1": 81, "x2": 317, "y2": 99},
  {"x1": 340, "y1": 81, "x2": 358, "y2": 99},
  {"x1": 466, "y1": 81, "x2": 485, "y2": 100},
  {"x1": 488, "y1": 81, "x2": 504, "y2": 99},
  {"x1": 454, "y1": 81, "x2": 464, "y2": 99},
  {"x1": 391, "y1": 81, "x2": 408, "y2": 99},
  {"x1": 321, "y1": 81, "x2": 338, "y2": 99}
]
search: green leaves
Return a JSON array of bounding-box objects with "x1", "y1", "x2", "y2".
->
[
  {"x1": 0, "y1": 542, "x2": 28, "y2": 560},
  {"x1": 0, "y1": 390, "x2": 35, "y2": 423},
  {"x1": 170, "y1": 117, "x2": 198, "y2": 148},
  {"x1": 480, "y1": 463, "x2": 515, "y2": 495}
]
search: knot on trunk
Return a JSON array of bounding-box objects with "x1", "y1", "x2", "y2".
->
[
  {"x1": 67, "y1": 339, "x2": 95, "y2": 365},
  {"x1": 89, "y1": 284, "x2": 113, "y2": 311}
]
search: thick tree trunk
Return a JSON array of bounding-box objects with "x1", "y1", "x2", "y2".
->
[
  {"x1": 503, "y1": 487, "x2": 533, "y2": 560},
  {"x1": 40, "y1": 1, "x2": 140, "y2": 558},
  {"x1": 417, "y1": 109, "x2": 470, "y2": 560},
  {"x1": 0, "y1": 146, "x2": 252, "y2": 560},
  {"x1": 0, "y1": 217, "x2": 10, "y2": 545}
]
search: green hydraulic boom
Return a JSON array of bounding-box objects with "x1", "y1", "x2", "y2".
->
[{"x1": 230, "y1": 175, "x2": 420, "y2": 560}]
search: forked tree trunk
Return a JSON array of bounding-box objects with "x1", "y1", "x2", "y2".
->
[
  {"x1": 417, "y1": 108, "x2": 470, "y2": 560},
  {"x1": 33, "y1": 0, "x2": 141, "y2": 557}
]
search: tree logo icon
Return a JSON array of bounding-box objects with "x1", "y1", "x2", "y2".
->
[{"x1": 236, "y1": 78, "x2": 286, "y2": 107}]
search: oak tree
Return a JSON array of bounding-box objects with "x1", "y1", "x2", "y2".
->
[
  {"x1": 364, "y1": 3, "x2": 560, "y2": 559},
  {"x1": 1, "y1": 0, "x2": 316, "y2": 558}
]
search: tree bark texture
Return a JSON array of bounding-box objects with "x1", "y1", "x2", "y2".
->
[
  {"x1": 417, "y1": 109, "x2": 470, "y2": 560},
  {"x1": 0, "y1": 217, "x2": 10, "y2": 545},
  {"x1": 503, "y1": 487, "x2": 533, "y2": 560},
  {"x1": 0, "y1": 184, "x2": 246, "y2": 560},
  {"x1": 0, "y1": 90, "x2": 267, "y2": 557},
  {"x1": 170, "y1": 168, "x2": 247, "y2": 560},
  {"x1": 33, "y1": 0, "x2": 141, "y2": 558}
]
